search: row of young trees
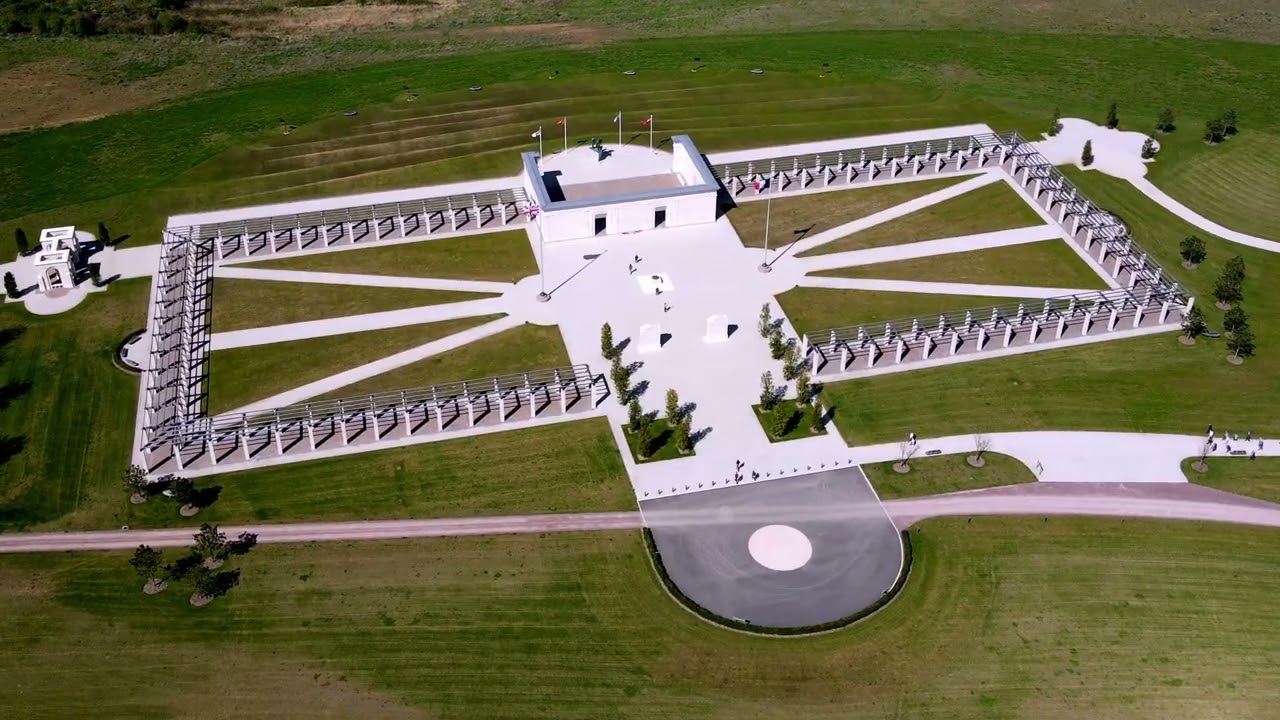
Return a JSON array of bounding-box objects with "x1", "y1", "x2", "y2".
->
[
  {"x1": 758, "y1": 303, "x2": 823, "y2": 439},
  {"x1": 1, "y1": 0, "x2": 207, "y2": 37},
  {"x1": 123, "y1": 464, "x2": 216, "y2": 517},
  {"x1": 129, "y1": 523, "x2": 256, "y2": 606},
  {"x1": 626, "y1": 388, "x2": 694, "y2": 459},
  {"x1": 1181, "y1": 254, "x2": 1255, "y2": 361}
]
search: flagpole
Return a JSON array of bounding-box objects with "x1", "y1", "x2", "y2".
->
[
  {"x1": 537, "y1": 126, "x2": 543, "y2": 161},
  {"x1": 536, "y1": 210, "x2": 550, "y2": 302},
  {"x1": 617, "y1": 112, "x2": 622, "y2": 146},
  {"x1": 649, "y1": 115, "x2": 653, "y2": 151},
  {"x1": 759, "y1": 178, "x2": 774, "y2": 273}
]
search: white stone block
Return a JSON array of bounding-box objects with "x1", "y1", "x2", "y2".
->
[
  {"x1": 638, "y1": 323, "x2": 663, "y2": 354},
  {"x1": 703, "y1": 314, "x2": 730, "y2": 343}
]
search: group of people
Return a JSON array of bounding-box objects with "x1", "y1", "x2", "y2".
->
[{"x1": 1206, "y1": 424, "x2": 1263, "y2": 459}]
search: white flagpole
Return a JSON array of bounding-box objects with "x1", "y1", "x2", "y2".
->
[
  {"x1": 537, "y1": 126, "x2": 543, "y2": 160},
  {"x1": 649, "y1": 115, "x2": 654, "y2": 151},
  {"x1": 759, "y1": 178, "x2": 774, "y2": 273},
  {"x1": 617, "y1": 112, "x2": 622, "y2": 146}
]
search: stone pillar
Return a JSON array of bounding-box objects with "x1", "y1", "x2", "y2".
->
[
  {"x1": 172, "y1": 445, "x2": 185, "y2": 470},
  {"x1": 274, "y1": 422, "x2": 285, "y2": 455},
  {"x1": 1029, "y1": 319, "x2": 1040, "y2": 344},
  {"x1": 977, "y1": 325, "x2": 988, "y2": 349},
  {"x1": 950, "y1": 331, "x2": 960, "y2": 355},
  {"x1": 207, "y1": 436, "x2": 218, "y2": 466},
  {"x1": 1111, "y1": 253, "x2": 1124, "y2": 277},
  {"x1": 840, "y1": 345, "x2": 849, "y2": 371},
  {"x1": 896, "y1": 338, "x2": 906, "y2": 363},
  {"x1": 467, "y1": 397, "x2": 476, "y2": 426},
  {"x1": 924, "y1": 334, "x2": 936, "y2": 358},
  {"x1": 1082, "y1": 311, "x2": 1094, "y2": 335},
  {"x1": 370, "y1": 399, "x2": 381, "y2": 438},
  {"x1": 1056, "y1": 315, "x2": 1067, "y2": 338},
  {"x1": 866, "y1": 342, "x2": 877, "y2": 368},
  {"x1": 1108, "y1": 307, "x2": 1119, "y2": 330},
  {"x1": 436, "y1": 401, "x2": 446, "y2": 431},
  {"x1": 1132, "y1": 301, "x2": 1146, "y2": 328},
  {"x1": 240, "y1": 427, "x2": 251, "y2": 461}
]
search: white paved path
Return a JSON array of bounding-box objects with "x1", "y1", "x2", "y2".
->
[
  {"x1": 1130, "y1": 177, "x2": 1280, "y2": 250},
  {"x1": 798, "y1": 276, "x2": 1092, "y2": 300},
  {"x1": 216, "y1": 266, "x2": 513, "y2": 294}
]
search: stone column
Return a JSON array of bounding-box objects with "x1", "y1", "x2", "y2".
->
[
  {"x1": 1159, "y1": 300, "x2": 1173, "y2": 323},
  {"x1": 1108, "y1": 307, "x2": 1119, "y2": 330},
  {"x1": 206, "y1": 435, "x2": 218, "y2": 466},
  {"x1": 977, "y1": 325, "x2": 988, "y2": 350},
  {"x1": 1132, "y1": 300, "x2": 1146, "y2": 328},
  {"x1": 950, "y1": 331, "x2": 960, "y2": 355},
  {"x1": 839, "y1": 345, "x2": 849, "y2": 371},
  {"x1": 1004, "y1": 323, "x2": 1013, "y2": 347},
  {"x1": 896, "y1": 338, "x2": 906, "y2": 363},
  {"x1": 1056, "y1": 315, "x2": 1067, "y2": 338},
  {"x1": 273, "y1": 421, "x2": 285, "y2": 455},
  {"x1": 1029, "y1": 319, "x2": 1040, "y2": 344},
  {"x1": 1081, "y1": 310, "x2": 1093, "y2": 335}
]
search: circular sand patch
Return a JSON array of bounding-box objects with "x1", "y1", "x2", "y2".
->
[{"x1": 747, "y1": 524, "x2": 813, "y2": 572}]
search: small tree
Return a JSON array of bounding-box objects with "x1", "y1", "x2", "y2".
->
[
  {"x1": 130, "y1": 545, "x2": 166, "y2": 594},
  {"x1": 627, "y1": 399, "x2": 643, "y2": 432},
  {"x1": 3, "y1": 272, "x2": 17, "y2": 299},
  {"x1": 96, "y1": 222, "x2": 110, "y2": 246},
  {"x1": 610, "y1": 357, "x2": 630, "y2": 405},
  {"x1": 227, "y1": 532, "x2": 258, "y2": 557},
  {"x1": 1140, "y1": 135, "x2": 1157, "y2": 160},
  {"x1": 599, "y1": 323, "x2": 615, "y2": 360},
  {"x1": 1179, "y1": 235, "x2": 1206, "y2": 267},
  {"x1": 758, "y1": 303, "x2": 773, "y2": 338},
  {"x1": 1156, "y1": 107, "x2": 1175, "y2": 133},
  {"x1": 190, "y1": 568, "x2": 241, "y2": 607},
  {"x1": 170, "y1": 476, "x2": 199, "y2": 515},
  {"x1": 1191, "y1": 439, "x2": 1210, "y2": 473},
  {"x1": 1081, "y1": 140, "x2": 1094, "y2": 167},
  {"x1": 970, "y1": 434, "x2": 992, "y2": 468},
  {"x1": 166, "y1": 551, "x2": 202, "y2": 584},
  {"x1": 1223, "y1": 305, "x2": 1248, "y2": 336},
  {"x1": 1222, "y1": 109, "x2": 1238, "y2": 136},
  {"x1": 123, "y1": 464, "x2": 149, "y2": 504},
  {"x1": 1223, "y1": 255, "x2": 1246, "y2": 284},
  {"x1": 674, "y1": 417, "x2": 693, "y2": 454},
  {"x1": 770, "y1": 407, "x2": 793, "y2": 439},
  {"x1": 1105, "y1": 102, "x2": 1119, "y2": 129},
  {"x1": 768, "y1": 328, "x2": 786, "y2": 360},
  {"x1": 1181, "y1": 305, "x2": 1206, "y2": 342},
  {"x1": 1227, "y1": 323, "x2": 1255, "y2": 362},
  {"x1": 14, "y1": 228, "x2": 28, "y2": 256},
  {"x1": 894, "y1": 441, "x2": 912, "y2": 473},
  {"x1": 781, "y1": 342, "x2": 799, "y2": 379},
  {"x1": 1212, "y1": 272, "x2": 1243, "y2": 309},
  {"x1": 664, "y1": 388, "x2": 680, "y2": 422},
  {"x1": 794, "y1": 370, "x2": 811, "y2": 407},
  {"x1": 193, "y1": 523, "x2": 228, "y2": 569},
  {"x1": 1048, "y1": 107, "x2": 1063, "y2": 136},
  {"x1": 807, "y1": 402, "x2": 823, "y2": 433},
  {"x1": 634, "y1": 418, "x2": 655, "y2": 459},
  {"x1": 759, "y1": 371, "x2": 776, "y2": 411},
  {"x1": 1204, "y1": 118, "x2": 1226, "y2": 144}
]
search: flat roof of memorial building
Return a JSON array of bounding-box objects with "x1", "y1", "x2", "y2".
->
[{"x1": 523, "y1": 134, "x2": 719, "y2": 212}]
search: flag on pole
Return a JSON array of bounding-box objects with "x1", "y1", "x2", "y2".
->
[
  {"x1": 641, "y1": 116, "x2": 652, "y2": 127},
  {"x1": 613, "y1": 112, "x2": 622, "y2": 122},
  {"x1": 753, "y1": 178, "x2": 770, "y2": 191},
  {"x1": 556, "y1": 117, "x2": 566, "y2": 126},
  {"x1": 531, "y1": 128, "x2": 541, "y2": 138}
]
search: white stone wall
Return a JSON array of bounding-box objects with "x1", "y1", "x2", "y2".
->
[{"x1": 539, "y1": 191, "x2": 717, "y2": 242}]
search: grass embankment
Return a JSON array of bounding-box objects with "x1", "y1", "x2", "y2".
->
[
  {"x1": 864, "y1": 452, "x2": 1035, "y2": 500},
  {"x1": 815, "y1": 239, "x2": 1109, "y2": 290},
  {"x1": 206, "y1": 315, "x2": 504, "y2": 414},
  {"x1": 123, "y1": 418, "x2": 632, "y2": 526},
  {"x1": 797, "y1": 179, "x2": 1045, "y2": 257},
  {"x1": 2, "y1": 517, "x2": 1279, "y2": 718},
  {"x1": 727, "y1": 176, "x2": 965, "y2": 249},
  {"x1": 777, "y1": 288, "x2": 1024, "y2": 337},
  {"x1": 210, "y1": 277, "x2": 495, "y2": 333},
  {"x1": 823, "y1": 168, "x2": 1280, "y2": 445},
  {"x1": 237, "y1": 231, "x2": 539, "y2": 284},
  {"x1": 311, "y1": 323, "x2": 570, "y2": 401},
  {"x1": 1183, "y1": 457, "x2": 1280, "y2": 505}
]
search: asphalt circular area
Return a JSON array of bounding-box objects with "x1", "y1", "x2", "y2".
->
[
  {"x1": 747, "y1": 524, "x2": 812, "y2": 571},
  {"x1": 642, "y1": 467, "x2": 903, "y2": 629}
]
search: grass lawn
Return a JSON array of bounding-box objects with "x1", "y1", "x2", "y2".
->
[
  {"x1": 727, "y1": 176, "x2": 966, "y2": 249},
  {"x1": 121, "y1": 418, "x2": 632, "y2": 526},
  {"x1": 798, "y1": 179, "x2": 1046, "y2": 257},
  {"x1": 776, "y1": 287, "x2": 1026, "y2": 337},
  {"x1": 863, "y1": 451, "x2": 1036, "y2": 500},
  {"x1": 620, "y1": 418, "x2": 691, "y2": 463},
  {"x1": 814, "y1": 239, "x2": 1109, "y2": 290},
  {"x1": 752, "y1": 402, "x2": 827, "y2": 442},
  {"x1": 0, "y1": 280, "x2": 148, "y2": 532},
  {"x1": 311, "y1": 323, "x2": 570, "y2": 401},
  {"x1": 1183, "y1": 457, "x2": 1280, "y2": 506},
  {"x1": 236, "y1": 231, "x2": 539, "y2": 283},
  {"x1": 4, "y1": 517, "x2": 1280, "y2": 718},
  {"x1": 207, "y1": 315, "x2": 503, "y2": 414},
  {"x1": 1147, "y1": 128, "x2": 1280, "y2": 242},
  {"x1": 211, "y1": 277, "x2": 496, "y2": 332},
  {"x1": 823, "y1": 167, "x2": 1280, "y2": 444}
]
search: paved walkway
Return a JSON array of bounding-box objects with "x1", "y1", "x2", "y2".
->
[
  {"x1": 3, "y1": 483, "x2": 1276, "y2": 555},
  {"x1": 1129, "y1": 177, "x2": 1280, "y2": 250}
]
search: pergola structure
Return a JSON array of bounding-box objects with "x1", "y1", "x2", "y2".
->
[
  {"x1": 210, "y1": 187, "x2": 531, "y2": 261},
  {"x1": 142, "y1": 227, "x2": 213, "y2": 438},
  {"x1": 802, "y1": 286, "x2": 1193, "y2": 377},
  {"x1": 143, "y1": 364, "x2": 607, "y2": 472},
  {"x1": 714, "y1": 132, "x2": 1011, "y2": 196}
]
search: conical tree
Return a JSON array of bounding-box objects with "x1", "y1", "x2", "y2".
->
[
  {"x1": 1081, "y1": 140, "x2": 1094, "y2": 167},
  {"x1": 4, "y1": 272, "x2": 19, "y2": 300},
  {"x1": 1156, "y1": 108, "x2": 1175, "y2": 133}
]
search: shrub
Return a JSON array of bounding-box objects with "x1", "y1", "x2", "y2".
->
[
  {"x1": 768, "y1": 329, "x2": 785, "y2": 360},
  {"x1": 770, "y1": 407, "x2": 795, "y2": 439},
  {"x1": 1179, "y1": 235, "x2": 1206, "y2": 266},
  {"x1": 3, "y1": 272, "x2": 18, "y2": 299},
  {"x1": 759, "y1": 371, "x2": 776, "y2": 411},
  {"x1": 1140, "y1": 136, "x2": 1157, "y2": 159},
  {"x1": 664, "y1": 388, "x2": 679, "y2": 421},
  {"x1": 627, "y1": 399, "x2": 643, "y2": 432},
  {"x1": 1204, "y1": 118, "x2": 1226, "y2": 144},
  {"x1": 1105, "y1": 102, "x2": 1119, "y2": 129},
  {"x1": 1081, "y1": 140, "x2": 1094, "y2": 167},
  {"x1": 1156, "y1": 108, "x2": 1175, "y2": 133}
]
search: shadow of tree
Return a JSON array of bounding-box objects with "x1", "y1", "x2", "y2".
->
[
  {"x1": 0, "y1": 435, "x2": 27, "y2": 466},
  {"x1": 0, "y1": 380, "x2": 32, "y2": 412}
]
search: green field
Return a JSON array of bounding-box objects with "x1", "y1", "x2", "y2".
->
[
  {"x1": 207, "y1": 315, "x2": 504, "y2": 414},
  {"x1": 1184, "y1": 457, "x2": 1280, "y2": 505},
  {"x1": 311, "y1": 323, "x2": 570, "y2": 401},
  {"x1": 822, "y1": 167, "x2": 1280, "y2": 444},
  {"x1": 2, "y1": 516, "x2": 1279, "y2": 719},
  {"x1": 1147, "y1": 129, "x2": 1280, "y2": 242},
  {"x1": 815, "y1": 239, "x2": 1109, "y2": 289},
  {"x1": 237, "y1": 231, "x2": 539, "y2": 283},
  {"x1": 864, "y1": 452, "x2": 1036, "y2": 500},
  {"x1": 798, "y1": 179, "x2": 1046, "y2": 257},
  {"x1": 210, "y1": 277, "x2": 495, "y2": 332},
  {"x1": 122, "y1": 418, "x2": 632, "y2": 527},
  {"x1": 727, "y1": 176, "x2": 966, "y2": 249},
  {"x1": 777, "y1": 287, "x2": 1025, "y2": 337}
]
